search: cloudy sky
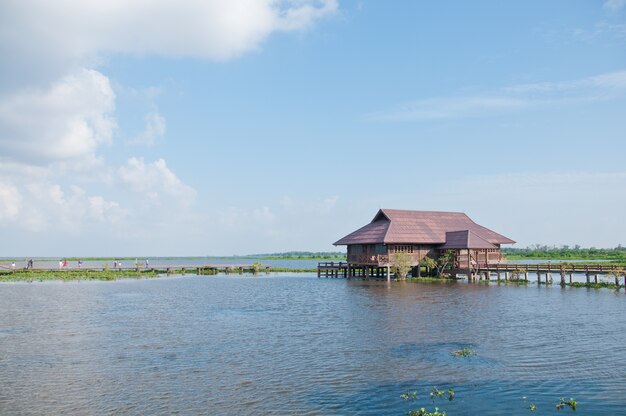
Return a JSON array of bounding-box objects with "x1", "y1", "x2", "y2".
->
[{"x1": 0, "y1": 0, "x2": 624, "y2": 256}]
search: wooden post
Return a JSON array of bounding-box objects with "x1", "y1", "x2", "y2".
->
[
  {"x1": 586, "y1": 273, "x2": 590, "y2": 284},
  {"x1": 467, "y1": 251, "x2": 471, "y2": 281},
  {"x1": 386, "y1": 265, "x2": 390, "y2": 282},
  {"x1": 594, "y1": 274, "x2": 598, "y2": 284},
  {"x1": 537, "y1": 271, "x2": 541, "y2": 284}
]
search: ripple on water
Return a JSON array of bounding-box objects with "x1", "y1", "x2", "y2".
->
[{"x1": 0, "y1": 276, "x2": 625, "y2": 415}]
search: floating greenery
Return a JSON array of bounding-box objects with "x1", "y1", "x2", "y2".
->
[
  {"x1": 402, "y1": 386, "x2": 453, "y2": 416},
  {"x1": 451, "y1": 346, "x2": 476, "y2": 357},
  {"x1": 555, "y1": 397, "x2": 577, "y2": 411},
  {"x1": 408, "y1": 407, "x2": 446, "y2": 416}
]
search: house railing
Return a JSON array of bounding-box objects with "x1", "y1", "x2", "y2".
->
[{"x1": 347, "y1": 254, "x2": 390, "y2": 265}]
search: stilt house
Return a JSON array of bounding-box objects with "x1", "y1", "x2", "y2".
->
[{"x1": 334, "y1": 209, "x2": 514, "y2": 274}]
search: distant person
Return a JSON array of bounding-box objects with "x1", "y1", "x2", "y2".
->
[
  {"x1": 113, "y1": 260, "x2": 117, "y2": 269},
  {"x1": 118, "y1": 261, "x2": 122, "y2": 270},
  {"x1": 28, "y1": 259, "x2": 33, "y2": 269},
  {"x1": 63, "y1": 260, "x2": 67, "y2": 268},
  {"x1": 145, "y1": 259, "x2": 149, "y2": 268},
  {"x1": 59, "y1": 260, "x2": 63, "y2": 269},
  {"x1": 78, "y1": 260, "x2": 83, "y2": 268},
  {"x1": 11, "y1": 262, "x2": 15, "y2": 269}
]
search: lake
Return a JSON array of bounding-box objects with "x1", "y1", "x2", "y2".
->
[{"x1": 1, "y1": 274, "x2": 625, "y2": 415}]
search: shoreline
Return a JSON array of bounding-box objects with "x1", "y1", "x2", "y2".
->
[{"x1": 1, "y1": 268, "x2": 623, "y2": 290}]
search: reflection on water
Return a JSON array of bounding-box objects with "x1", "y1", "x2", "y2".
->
[{"x1": 1, "y1": 275, "x2": 625, "y2": 415}]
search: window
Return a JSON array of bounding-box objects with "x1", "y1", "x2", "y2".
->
[
  {"x1": 394, "y1": 245, "x2": 414, "y2": 253},
  {"x1": 349, "y1": 245, "x2": 363, "y2": 254},
  {"x1": 373, "y1": 244, "x2": 387, "y2": 254}
]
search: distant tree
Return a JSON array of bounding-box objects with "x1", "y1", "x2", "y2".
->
[
  {"x1": 392, "y1": 252, "x2": 412, "y2": 280},
  {"x1": 435, "y1": 250, "x2": 456, "y2": 278},
  {"x1": 420, "y1": 256, "x2": 437, "y2": 276}
]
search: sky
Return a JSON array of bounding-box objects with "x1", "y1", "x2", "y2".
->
[{"x1": 0, "y1": 0, "x2": 625, "y2": 256}]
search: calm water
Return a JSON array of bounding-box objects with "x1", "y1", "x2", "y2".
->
[{"x1": 1, "y1": 274, "x2": 625, "y2": 415}]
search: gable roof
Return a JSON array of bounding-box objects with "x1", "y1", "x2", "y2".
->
[
  {"x1": 334, "y1": 209, "x2": 515, "y2": 246},
  {"x1": 439, "y1": 230, "x2": 497, "y2": 249}
]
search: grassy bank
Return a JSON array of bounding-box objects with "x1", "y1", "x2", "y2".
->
[
  {"x1": 0, "y1": 267, "x2": 317, "y2": 282},
  {"x1": 0, "y1": 269, "x2": 159, "y2": 282}
]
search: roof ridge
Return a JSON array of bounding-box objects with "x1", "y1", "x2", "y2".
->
[{"x1": 381, "y1": 208, "x2": 467, "y2": 215}]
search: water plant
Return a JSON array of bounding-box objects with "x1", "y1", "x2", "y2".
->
[
  {"x1": 0, "y1": 269, "x2": 159, "y2": 282},
  {"x1": 402, "y1": 386, "x2": 453, "y2": 415},
  {"x1": 400, "y1": 391, "x2": 418, "y2": 401},
  {"x1": 409, "y1": 407, "x2": 446, "y2": 416},
  {"x1": 447, "y1": 388, "x2": 455, "y2": 401},
  {"x1": 451, "y1": 346, "x2": 475, "y2": 357},
  {"x1": 529, "y1": 403, "x2": 536, "y2": 412},
  {"x1": 430, "y1": 387, "x2": 445, "y2": 400},
  {"x1": 251, "y1": 262, "x2": 263, "y2": 274},
  {"x1": 555, "y1": 397, "x2": 577, "y2": 411}
]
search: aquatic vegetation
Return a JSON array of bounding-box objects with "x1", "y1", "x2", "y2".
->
[
  {"x1": 569, "y1": 281, "x2": 619, "y2": 289},
  {"x1": 555, "y1": 397, "x2": 577, "y2": 411},
  {"x1": 407, "y1": 277, "x2": 459, "y2": 283},
  {"x1": 400, "y1": 391, "x2": 418, "y2": 401},
  {"x1": 451, "y1": 346, "x2": 476, "y2": 357},
  {"x1": 402, "y1": 387, "x2": 452, "y2": 416},
  {"x1": 529, "y1": 403, "x2": 536, "y2": 411},
  {"x1": 430, "y1": 387, "x2": 445, "y2": 400},
  {"x1": 408, "y1": 407, "x2": 446, "y2": 416},
  {"x1": 0, "y1": 269, "x2": 159, "y2": 282},
  {"x1": 251, "y1": 262, "x2": 263, "y2": 274},
  {"x1": 447, "y1": 389, "x2": 455, "y2": 401}
]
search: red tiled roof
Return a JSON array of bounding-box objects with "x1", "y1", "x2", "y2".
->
[
  {"x1": 334, "y1": 209, "x2": 515, "y2": 246},
  {"x1": 439, "y1": 230, "x2": 497, "y2": 249}
]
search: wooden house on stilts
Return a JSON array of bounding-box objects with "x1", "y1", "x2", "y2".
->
[{"x1": 333, "y1": 209, "x2": 515, "y2": 279}]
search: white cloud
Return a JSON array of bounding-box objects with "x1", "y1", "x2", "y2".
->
[
  {"x1": 118, "y1": 157, "x2": 197, "y2": 208},
  {"x1": 0, "y1": 0, "x2": 337, "y2": 252},
  {"x1": 0, "y1": 0, "x2": 338, "y2": 87},
  {"x1": 370, "y1": 69, "x2": 626, "y2": 122},
  {"x1": 0, "y1": 180, "x2": 127, "y2": 232},
  {"x1": 604, "y1": 0, "x2": 626, "y2": 11},
  {"x1": 130, "y1": 112, "x2": 166, "y2": 146},
  {"x1": 0, "y1": 182, "x2": 21, "y2": 222},
  {"x1": 0, "y1": 69, "x2": 116, "y2": 167}
]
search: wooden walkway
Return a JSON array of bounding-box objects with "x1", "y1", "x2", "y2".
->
[
  {"x1": 0, "y1": 263, "x2": 270, "y2": 275},
  {"x1": 317, "y1": 261, "x2": 626, "y2": 286}
]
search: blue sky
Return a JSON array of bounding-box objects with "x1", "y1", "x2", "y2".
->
[{"x1": 0, "y1": 0, "x2": 625, "y2": 256}]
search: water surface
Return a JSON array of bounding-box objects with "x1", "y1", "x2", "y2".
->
[{"x1": 1, "y1": 275, "x2": 624, "y2": 415}]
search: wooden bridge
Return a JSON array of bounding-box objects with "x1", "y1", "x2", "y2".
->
[
  {"x1": 317, "y1": 261, "x2": 626, "y2": 286},
  {"x1": 0, "y1": 263, "x2": 270, "y2": 275}
]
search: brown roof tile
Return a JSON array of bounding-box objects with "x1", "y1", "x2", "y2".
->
[
  {"x1": 439, "y1": 230, "x2": 497, "y2": 249},
  {"x1": 334, "y1": 209, "x2": 515, "y2": 246}
]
